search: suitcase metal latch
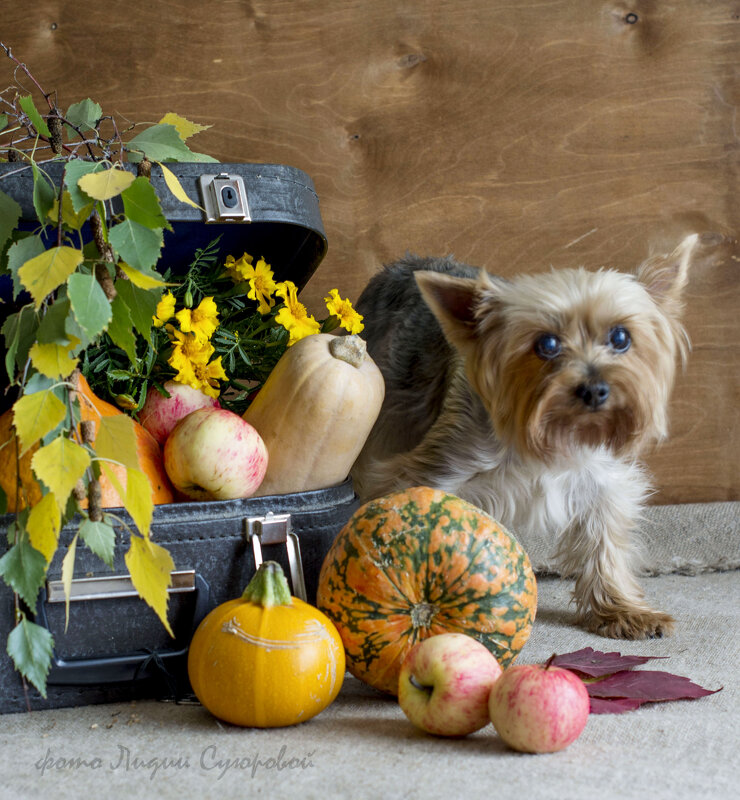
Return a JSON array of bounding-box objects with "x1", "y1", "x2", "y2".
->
[
  {"x1": 199, "y1": 173, "x2": 251, "y2": 223},
  {"x1": 245, "y1": 513, "x2": 307, "y2": 602}
]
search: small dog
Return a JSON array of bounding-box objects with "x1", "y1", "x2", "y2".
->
[{"x1": 352, "y1": 235, "x2": 699, "y2": 640}]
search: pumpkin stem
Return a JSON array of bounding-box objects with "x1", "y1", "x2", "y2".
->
[
  {"x1": 242, "y1": 561, "x2": 293, "y2": 607},
  {"x1": 328, "y1": 334, "x2": 366, "y2": 368}
]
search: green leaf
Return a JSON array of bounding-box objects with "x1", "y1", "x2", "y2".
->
[
  {"x1": 79, "y1": 519, "x2": 115, "y2": 569},
  {"x1": 31, "y1": 435, "x2": 91, "y2": 510},
  {"x1": 121, "y1": 176, "x2": 171, "y2": 230},
  {"x1": 2, "y1": 304, "x2": 38, "y2": 380},
  {"x1": 114, "y1": 279, "x2": 160, "y2": 345},
  {"x1": 108, "y1": 218, "x2": 163, "y2": 272},
  {"x1": 107, "y1": 293, "x2": 138, "y2": 363},
  {"x1": 64, "y1": 98, "x2": 102, "y2": 139},
  {"x1": 0, "y1": 189, "x2": 22, "y2": 250},
  {"x1": 0, "y1": 487, "x2": 6, "y2": 515},
  {"x1": 12, "y1": 390, "x2": 67, "y2": 456},
  {"x1": 24, "y1": 373, "x2": 55, "y2": 394},
  {"x1": 64, "y1": 161, "x2": 104, "y2": 213},
  {"x1": 0, "y1": 532, "x2": 47, "y2": 611},
  {"x1": 6, "y1": 615, "x2": 54, "y2": 698},
  {"x1": 32, "y1": 162, "x2": 56, "y2": 228},
  {"x1": 0, "y1": 113, "x2": 7, "y2": 133},
  {"x1": 37, "y1": 297, "x2": 73, "y2": 345},
  {"x1": 18, "y1": 95, "x2": 51, "y2": 138},
  {"x1": 18, "y1": 246, "x2": 84, "y2": 308},
  {"x1": 67, "y1": 273, "x2": 112, "y2": 340},
  {"x1": 126, "y1": 123, "x2": 217, "y2": 163},
  {"x1": 95, "y1": 414, "x2": 139, "y2": 470},
  {"x1": 7, "y1": 235, "x2": 45, "y2": 300}
]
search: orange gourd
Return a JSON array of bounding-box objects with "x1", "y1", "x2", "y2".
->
[
  {"x1": 317, "y1": 486, "x2": 537, "y2": 696},
  {"x1": 187, "y1": 561, "x2": 345, "y2": 727},
  {"x1": 0, "y1": 373, "x2": 174, "y2": 512}
]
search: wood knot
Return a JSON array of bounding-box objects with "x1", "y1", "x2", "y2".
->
[
  {"x1": 625, "y1": 12, "x2": 639, "y2": 24},
  {"x1": 398, "y1": 53, "x2": 427, "y2": 69}
]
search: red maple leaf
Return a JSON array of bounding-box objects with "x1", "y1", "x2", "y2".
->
[
  {"x1": 551, "y1": 646, "x2": 667, "y2": 677},
  {"x1": 549, "y1": 648, "x2": 722, "y2": 714}
]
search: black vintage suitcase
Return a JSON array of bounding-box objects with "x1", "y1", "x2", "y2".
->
[
  {"x1": 0, "y1": 162, "x2": 358, "y2": 714},
  {"x1": 0, "y1": 481, "x2": 359, "y2": 714}
]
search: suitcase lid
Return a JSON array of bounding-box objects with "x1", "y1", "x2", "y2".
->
[{"x1": 0, "y1": 161, "x2": 327, "y2": 292}]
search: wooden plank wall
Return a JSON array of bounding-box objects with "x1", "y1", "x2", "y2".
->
[{"x1": 3, "y1": 0, "x2": 738, "y2": 504}]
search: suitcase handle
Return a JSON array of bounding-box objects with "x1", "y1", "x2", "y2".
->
[{"x1": 35, "y1": 571, "x2": 211, "y2": 686}]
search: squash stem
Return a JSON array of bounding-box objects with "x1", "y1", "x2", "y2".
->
[{"x1": 242, "y1": 561, "x2": 293, "y2": 607}]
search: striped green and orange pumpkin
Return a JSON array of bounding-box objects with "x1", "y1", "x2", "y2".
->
[{"x1": 316, "y1": 486, "x2": 537, "y2": 696}]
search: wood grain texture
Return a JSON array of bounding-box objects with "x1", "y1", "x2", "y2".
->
[{"x1": 3, "y1": 0, "x2": 738, "y2": 502}]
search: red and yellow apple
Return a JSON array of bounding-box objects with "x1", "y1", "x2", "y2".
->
[
  {"x1": 488, "y1": 659, "x2": 590, "y2": 752},
  {"x1": 163, "y1": 407, "x2": 268, "y2": 501},
  {"x1": 397, "y1": 633, "x2": 503, "y2": 737},
  {"x1": 139, "y1": 380, "x2": 220, "y2": 445}
]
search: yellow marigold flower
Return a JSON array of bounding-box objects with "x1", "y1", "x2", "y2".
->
[
  {"x1": 153, "y1": 291, "x2": 176, "y2": 328},
  {"x1": 169, "y1": 328, "x2": 214, "y2": 369},
  {"x1": 324, "y1": 289, "x2": 364, "y2": 335},
  {"x1": 246, "y1": 258, "x2": 278, "y2": 315},
  {"x1": 275, "y1": 280, "x2": 320, "y2": 346},
  {"x1": 176, "y1": 296, "x2": 220, "y2": 342},
  {"x1": 225, "y1": 252, "x2": 254, "y2": 283},
  {"x1": 191, "y1": 356, "x2": 228, "y2": 398},
  {"x1": 168, "y1": 330, "x2": 226, "y2": 396}
]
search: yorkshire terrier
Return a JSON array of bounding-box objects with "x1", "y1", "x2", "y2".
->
[{"x1": 351, "y1": 234, "x2": 699, "y2": 640}]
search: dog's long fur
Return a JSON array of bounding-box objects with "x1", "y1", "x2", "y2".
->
[{"x1": 352, "y1": 236, "x2": 698, "y2": 639}]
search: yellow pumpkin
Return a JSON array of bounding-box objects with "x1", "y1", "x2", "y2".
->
[
  {"x1": 243, "y1": 334, "x2": 385, "y2": 496},
  {"x1": 187, "y1": 561, "x2": 345, "y2": 727}
]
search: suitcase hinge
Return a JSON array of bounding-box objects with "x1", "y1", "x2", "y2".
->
[{"x1": 244, "y1": 513, "x2": 307, "y2": 602}]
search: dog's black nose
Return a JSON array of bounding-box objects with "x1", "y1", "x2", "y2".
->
[{"x1": 575, "y1": 380, "x2": 610, "y2": 410}]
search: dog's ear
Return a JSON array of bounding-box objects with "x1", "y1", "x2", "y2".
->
[
  {"x1": 635, "y1": 234, "x2": 699, "y2": 313},
  {"x1": 415, "y1": 270, "x2": 493, "y2": 351}
]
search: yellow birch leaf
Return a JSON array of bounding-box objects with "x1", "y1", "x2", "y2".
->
[
  {"x1": 125, "y1": 467, "x2": 154, "y2": 538},
  {"x1": 158, "y1": 112, "x2": 211, "y2": 141},
  {"x1": 61, "y1": 533, "x2": 78, "y2": 632},
  {"x1": 125, "y1": 535, "x2": 174, "y2": 636},
  {"x1": 18, "y1": 246, "x2": 84, "y2": 308},
  {"x1": 26, "y1": 491, "x2": 61, "y2": 562},
  {"x1": 77, "y1": 167, "x2": 135, "y2": 201},
  {"x1": 12, "y1": 390, "x2": 67, "y2": 456},
  {"x1": 157, "y1": 162, "x2": 204, "y2": 210},
  {"x1": 31, "y1": 436, "x2": 91, "y2": 510},
  {"x1": 117, "y1": 261, "x2": 168, "y2": 290},
  {"x1": 95, "y1": 415, "x2": 139, "y2": 471},
  {"x1": 48, "y1": 191, "x2": 94, "y2": 230},
  {"x1": 29, "y1": 340, "x2": 79, "y2": 379}
]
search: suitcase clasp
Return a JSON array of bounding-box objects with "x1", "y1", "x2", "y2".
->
[
  {"x1": 244, "y1": 513, "x2": 308, "y2": 602},
  {"x1": 199, "y1": 172, "x2": 251, "y2": 223}
]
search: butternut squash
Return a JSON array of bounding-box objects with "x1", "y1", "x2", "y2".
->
[{"x1": 243, "y1": 334, "x2": 384, "y2": 495}]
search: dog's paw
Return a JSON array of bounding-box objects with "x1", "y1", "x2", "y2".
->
[{"x1": 587, "y1": 609, "x2": 675, "y2": 640}]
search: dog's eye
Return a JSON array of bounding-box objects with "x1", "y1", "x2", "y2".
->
[
  {"x1": 608, "y1": 326, "x2": 631, "y2": 353},
  {"x1": 534, "y1": 333, "x2": 562, "y2": 360}
]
